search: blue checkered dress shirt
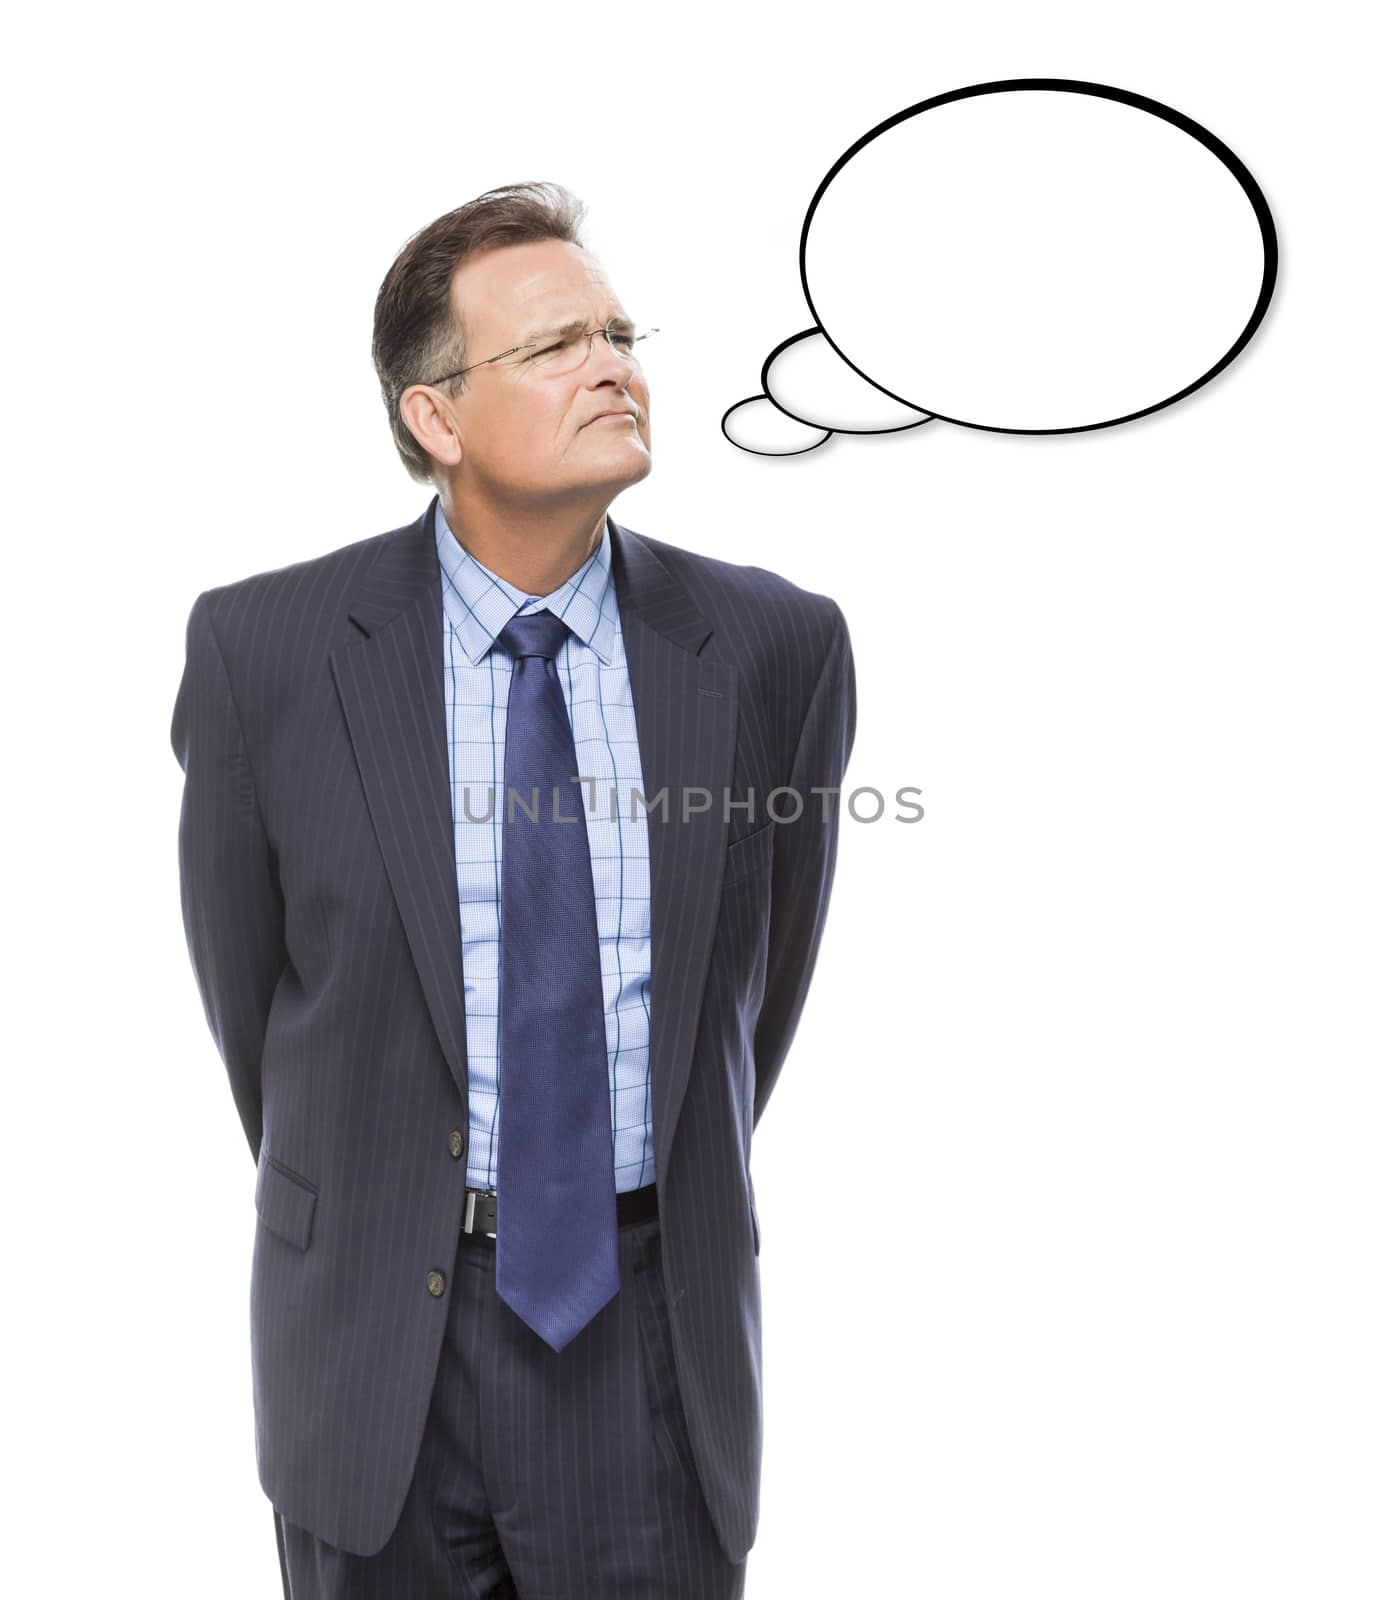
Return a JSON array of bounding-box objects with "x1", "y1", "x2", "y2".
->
[{"x1": 434, "y1": 501, "x2": 655, "y2": 1195}]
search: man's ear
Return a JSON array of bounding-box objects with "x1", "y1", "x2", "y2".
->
[{"x1": 400, "y1": 384, "x2": 462, "y2": 471}]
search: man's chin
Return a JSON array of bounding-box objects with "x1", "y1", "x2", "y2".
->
[{"x1": 575, "y1": 450, "x2": 653, "y2": 493}]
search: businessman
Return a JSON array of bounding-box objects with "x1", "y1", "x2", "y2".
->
[{"x1": 171, "y1": 181, "x2": 856, "y2": 1598}]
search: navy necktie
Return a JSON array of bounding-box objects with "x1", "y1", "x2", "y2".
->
[{"x1": 492, "y1": 609, "x2": 619, "y2": 1352}]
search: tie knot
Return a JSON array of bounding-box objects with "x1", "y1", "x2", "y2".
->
[{"x1": 496, "y1": 610, "x2": 572, "y2": 662}]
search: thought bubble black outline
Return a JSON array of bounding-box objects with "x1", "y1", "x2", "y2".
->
[
  {"x1": 759, "y1": 328, "x2": 938, "y2": 437},
  {"x1": 799, "y1": 76, "x2": 1279, "y2": 435},
  {"x1": 720, "y1": 393, "x2": 833, "y2": 457}
]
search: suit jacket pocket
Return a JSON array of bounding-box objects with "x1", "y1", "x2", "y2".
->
[
  {"x1": 723, "y1": 820, "x2": 776, "y2": 888},
  {"x1": 255, "y1": 1153, "x2": 318, "y2": 1252}
]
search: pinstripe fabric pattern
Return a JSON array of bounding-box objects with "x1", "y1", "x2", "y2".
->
[
  {"x1": 278, "y1": 1215, "x2": 746, "y2": 1596},
  {"x1": 170, "y1": 494, "x2": 856, "y2": 1566},
  {"x1": 432, "y1": 502, "x2": 655, "y2": 1195}
]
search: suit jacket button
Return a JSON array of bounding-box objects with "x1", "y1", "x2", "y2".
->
[
  {"x1": 448, "y1": 1129, "x2": 465, "y2": 1159},
  {"x1": 427, "y1": 1270, "x2": 446, "y2": 1297}
]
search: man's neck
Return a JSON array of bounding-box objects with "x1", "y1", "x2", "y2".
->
[{"x1": 439, "y1": 486, "x2": 607, "y2": 598}]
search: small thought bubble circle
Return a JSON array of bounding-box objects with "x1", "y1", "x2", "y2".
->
[
  {"x1": 800, "y1": 78, "x2": 1277, "y2": 434},
  {"x1": 721, "y1": 394, "x2": 832, "y2": 456}
]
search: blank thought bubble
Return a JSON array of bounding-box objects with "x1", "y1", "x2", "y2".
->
[
  {"x1": 721, "y1": 78, "x2": 1277, "y2": 451},
  {"x1": 799, "y1": 78, "x2": 1276, "y2": 434}
]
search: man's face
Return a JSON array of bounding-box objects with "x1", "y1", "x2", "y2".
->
[{"x1": 436, "y1": 238, "x2": 652, "y2": 505}]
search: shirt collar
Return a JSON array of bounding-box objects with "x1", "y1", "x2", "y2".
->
[{"x1": 433, "y1": 498, "x2": 617, "y2": 667}]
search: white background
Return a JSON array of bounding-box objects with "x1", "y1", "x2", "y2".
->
[{"x1": 5, "y1": 2, "x2": 1376, "y2": 1595}]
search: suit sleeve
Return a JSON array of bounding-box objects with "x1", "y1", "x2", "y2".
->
[
  {"x1": 751, "y1": 600, "x2": 857, "y2": 1127},
  {"x1": 170, "y1": 591, "x2": 289, "y2": 1167}
]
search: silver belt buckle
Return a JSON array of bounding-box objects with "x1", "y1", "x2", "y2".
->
[{"x1": 464, "y1": 1188, "x2": 498, "y2": 1238}]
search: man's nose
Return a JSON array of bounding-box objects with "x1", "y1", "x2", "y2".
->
[{"x1": 584, "y1": 333, "x2": 634, "y2": 385}]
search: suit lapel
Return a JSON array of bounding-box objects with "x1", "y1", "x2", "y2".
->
[
  {"x1": 330, "y1": 496, "x2": 737, "y2": 1178},
  {"x1": 330, "y1": 502, "x2": 470, "y2": 1100}
]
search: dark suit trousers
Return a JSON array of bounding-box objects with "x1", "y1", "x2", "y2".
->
[{"x1": 274, "y1": 1207, "x2": 747, "y2": 1598}]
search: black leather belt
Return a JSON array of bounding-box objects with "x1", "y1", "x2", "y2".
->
[{"x1": 462, "y1": 1182, "x2": 658, "y2": 1241}]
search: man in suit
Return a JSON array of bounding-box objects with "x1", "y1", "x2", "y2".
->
[{"x1": 171, "y1": 181, "x2": 856, "y2": 1598}]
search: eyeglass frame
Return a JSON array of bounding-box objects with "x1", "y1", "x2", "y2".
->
[{"x1": 424, "y1": 318, "x2": 660, "y2": 388}]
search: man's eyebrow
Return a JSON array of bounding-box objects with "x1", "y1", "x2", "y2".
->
[{"x1": 519, "y1": 313, "x2": 633, "y2": 343}]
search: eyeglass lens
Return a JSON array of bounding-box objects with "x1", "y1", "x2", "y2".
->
[{"x1": 528, "y1": 322, "x2": 640, "y2": 374}]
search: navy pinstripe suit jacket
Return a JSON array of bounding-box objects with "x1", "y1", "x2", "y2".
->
[{"x1": 170, "y1": 494, "x2": 857, "y2": 1563}]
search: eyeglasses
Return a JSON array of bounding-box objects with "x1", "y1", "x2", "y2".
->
[{"x1": 427, "y1": 319, "x2": 660, "y2": 386}]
